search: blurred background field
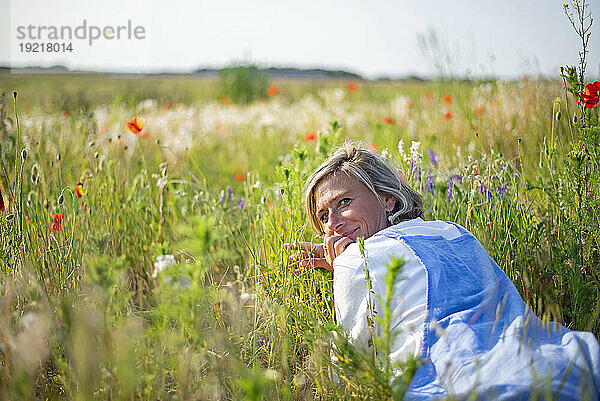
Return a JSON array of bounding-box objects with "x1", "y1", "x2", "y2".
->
[{"x1": 0, "y1": 69, "x2": 598, "y2": 399}]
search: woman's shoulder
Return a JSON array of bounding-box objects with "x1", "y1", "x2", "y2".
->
[
  {"x1": 334, "y1": 232, "x2": 415, "y2": 273},
  {"x1": 377, "y1": 218, "x2": 464, "y2": 241}
]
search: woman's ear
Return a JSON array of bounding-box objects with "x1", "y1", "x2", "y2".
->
[{"x1": 383, "y1": 194, "x2": 397, "y2": 213}]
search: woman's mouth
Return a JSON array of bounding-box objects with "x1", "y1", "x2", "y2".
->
[{"x1": 342, "y1": 227, "x2": 359, "y2": 240}]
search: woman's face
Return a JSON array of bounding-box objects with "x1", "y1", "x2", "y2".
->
[{"x1": 314, "y1": 174, "x2": 395, "y2": 240}]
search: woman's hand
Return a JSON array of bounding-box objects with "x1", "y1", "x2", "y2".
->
[
  {"x1": 283, "y1": 242, "x2": 332, "y2": 271},
  {"x1": 324, "y1": 235, "x2": 355, "y2": 267},
  {"x1": 283, "y1": 236, "x2": 355, "y2": 272}
]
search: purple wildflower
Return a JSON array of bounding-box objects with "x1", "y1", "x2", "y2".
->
[
  {"x1": 479, "y1": 183, "x2": 492, "y2": 201},
  {"x1": 426, "y1": 172, "x2": 435, "y2": 195},
  {"x1": 450, "y1": 174, "x2": 462, "y2": 183},
  {"x1": 428, "y1": 149, "x2": 438, "y2": 168},
  {"x1": 219, "y1": 192, "x2": 225, "y2": 203},
  {"x1": 496, "y1": 185, "x2": 508, "y2": 197},
  {"x1": 227, "y1": 186, "x2": 233, "y2": 199},
  {"x1": 446, "y1": 174, "x2": 463, "y2": 203},
  {"x1": 237, "y1": 198, "x2": 246, "y2": 210}
]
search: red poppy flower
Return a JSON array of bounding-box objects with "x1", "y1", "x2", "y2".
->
[
  {"x1": 266, "y1": 85, "x2": 280, "y2": 96},
  {"x1": 0, "y1": 188, "x2": 4, "y2": 212},
  {"x1": 347, "y1": 82, "x2": 358, "y2": 92},
  {"x1": 125, "y1": 117, "x2": 145, "y2": 135},
  {"x1": 268, "y1": 199, "x2": 274, "y2": 206},
  {"x1": 305, "y1": 131, "x2": 317, "y2": 142},
  {"x1": 220, "y1": 96, "x2": 231, "y2": 105},
  {"x1": 382, "y1": 117, "x2": 394, "y2": 125},
  {"x1": 234, "y1": 172, "x2": 244, "y2": 182},
  {"x1": 474, "y1": 106, "x2": 486, "y2": 116},
  {"x1": 577, "y1": 81, "x2": 600, "y2": 109},
  {"x1": 443, "y1": 111, "x2": 453, "y2": 120},
  {"x1": 368, "y1": 143, "x2": 378, "y2": 152},
  {"x1": 75, "y1": 182, "x2": 83, "y2": 198},
  {"x1": 50, "y1": 221, "x2": 62, "y2": 232},
  {"x1": 52, "y1": 213, "x2": 63, "y2": 223},
  {"x1": 62, "y1": 110, "x2": 69, "y2": 118},
  {"x1": 443, "y1": 94, "x2": 453, "y2": 105}
]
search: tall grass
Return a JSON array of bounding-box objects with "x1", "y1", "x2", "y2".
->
[{"x1": 0, "y1": 54, "x2": 599, "y2": 399}]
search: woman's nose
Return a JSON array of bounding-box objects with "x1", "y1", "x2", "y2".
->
[{"x1": 325, "y1": 210, "x2": 345, "y2": 233}]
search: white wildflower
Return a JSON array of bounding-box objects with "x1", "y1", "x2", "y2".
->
[
  {"x1": 156, "y1": 176, "x2": 168, "y2": 189},
  {"x1": 138, "y1": 99, "x2": 157, "y2": 111},
  {"x1": 391, "y1": 96, "x2": 413, "y2": 120},
  {"x1": 410, "y1": 141, "x2": 422, "y2": 162},
  {"x1": 397, "y1": 139, "x2": 405, "y2": 157},
  {"x1": 152, "y1": 254, "x2": 176, "y2": 278}
]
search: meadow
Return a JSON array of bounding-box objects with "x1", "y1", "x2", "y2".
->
[{"x1": 0, "y1": 67, "x2": 599, "y2": 400}]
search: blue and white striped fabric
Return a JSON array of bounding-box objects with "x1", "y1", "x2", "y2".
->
[{"x1": 335, "y1": 219, "x2": 600, "y2": 400}]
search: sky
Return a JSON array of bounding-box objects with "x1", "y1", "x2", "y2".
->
[{"x1": 1, "y1": 0, "x2": 600, "y2": 79}]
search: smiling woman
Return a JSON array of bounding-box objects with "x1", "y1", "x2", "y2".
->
[
  {"x1": 302, "y1": 143, "x2": 424, "y2": 269},
  {"x1": 288, "y1": 143, "x2": 600, "y2": 399}
]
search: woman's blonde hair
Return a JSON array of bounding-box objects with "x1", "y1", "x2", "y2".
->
[{"x1": 304, "y1": 142, "x2": 424, "y2": 234}]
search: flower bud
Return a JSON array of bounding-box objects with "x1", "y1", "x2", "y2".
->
[
  {"x1": 12, "y1": 91, "x2": 17, "y2": 99},
  {"x1": 57, "y1": 194, "x2": 64, "y2": 205},
  {"x1": 555, "y1": 111, "x2": 561, "y2": 121},
  {"x1": 21, "y1": 148, "x2": 27, "y2": 160},
  {"x1": 572, "y1": 113, "x2": 578, "y2": 124},
  {"x1": 5, "y1": 213, "x2": 14, "y2": 221}
]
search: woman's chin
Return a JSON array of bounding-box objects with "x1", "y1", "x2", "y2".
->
[{"x1": 346, "y1": 228, "x2": 361, "y2": 241}]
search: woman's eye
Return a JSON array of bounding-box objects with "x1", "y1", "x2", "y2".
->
[
  {"x1": 339, "y1": 198, "x2": 351, "y2": 206},
  {"x1": 320, "y1": 212, "x2": 328, "y2": 223}
]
